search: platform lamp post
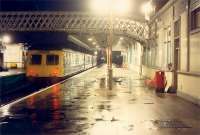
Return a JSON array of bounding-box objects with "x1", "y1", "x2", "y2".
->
[
  {"x1": 90, "y1": 0, "x2": 131, "y2": 89},
  {"x1": 0, "y1": 35, "x2": 11, "y2": 50},
  {"x1": 141, "y1": 0, "x2": 154, "y2": 21},
  {"x1": 106, "y1": 0, "x2": 114, "y2": 90},
  {"x1": 140, "y1": 0, "x2": 154, "y2": 78}
]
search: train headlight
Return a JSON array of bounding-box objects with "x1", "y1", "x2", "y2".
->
[
  {"x1": 29, "y1": 69, "x2": 35, "y2": 76},
  {"x1": 52, "y1": 69, "x2": 59, "y2": 76}
]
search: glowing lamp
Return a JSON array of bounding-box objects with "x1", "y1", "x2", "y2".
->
[{"x1": 2, "y1": 35, "x2": 11, "y2": 43}]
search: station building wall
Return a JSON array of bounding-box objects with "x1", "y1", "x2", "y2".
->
[
  {"x1": 3, "y1": 44, "x2": 26, "y2": 69},
  {"x1": 142, "y1": 0, "x2": 200, "y2": 105}
]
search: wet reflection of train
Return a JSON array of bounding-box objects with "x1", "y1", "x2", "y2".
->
[{"x1": 26, "y1": 49, "x2": 96, "y2": 81}]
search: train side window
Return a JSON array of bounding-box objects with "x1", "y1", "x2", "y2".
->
[
  {"x1": 30, "y1": 54, "x2": 42, "y2": 65},
  {"x1": 46, "y1": 55, "x2": 59, "y2": 65},
  {"x1": 76, "y1": 55, "x2": 79, "y2": 64}
]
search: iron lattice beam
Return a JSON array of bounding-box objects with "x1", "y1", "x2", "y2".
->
[{"x1": 0, "y1": 12, "x2": 149, "y2": 43}]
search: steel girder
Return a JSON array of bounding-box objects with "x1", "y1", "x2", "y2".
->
[{"x1": 0, "y1": 12, "x2": 148, "y2": 43}]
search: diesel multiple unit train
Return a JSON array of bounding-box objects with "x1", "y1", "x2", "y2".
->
[
  {"x1": 26, "y1": 49, "x2": 96, "y2": 81},
  {"x1": 26, "y1": 36, "x2": 97, "y2": 81}
]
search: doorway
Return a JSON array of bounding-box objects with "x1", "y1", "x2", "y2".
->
[{"x1": 173, "y1": 38, "x2": 180, "y2": 90}]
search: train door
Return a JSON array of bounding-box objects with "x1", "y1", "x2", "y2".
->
[
  {"x1": 81, "y1": 53, "x2": 84, "y2": 69},
  {"x1": 90, "y1": 55, "x2": 92, "y2": 67},
  {"x1": 92, "y1": 56, "x2": 94, "y2": 66},
  {"x1": 63, "y1": 52, "x2": 67, "y2": 74},
  {"x1": 83, "y1": 54, "x2": 86, "y2": 69},
  {"x1": 67, "y1": 52, "x2": 71, "y2": 74}
]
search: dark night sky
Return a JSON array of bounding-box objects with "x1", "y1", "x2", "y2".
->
[
  {"x1": 0, "y1": 0, "x2": 87, "y2": 11},
  {"x1": 0, "y1": 31, "x2": 92, "y2": 53},
  {"x1": 0, "y1": 31, "x2": 76, "y2": 50}
]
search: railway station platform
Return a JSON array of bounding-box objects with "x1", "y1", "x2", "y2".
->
[{"x1": 0, "y1": 65, "x2": 200, "y2": 135}]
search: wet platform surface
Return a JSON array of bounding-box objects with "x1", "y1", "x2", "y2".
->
[{"x1": 0, "y1": 65, "x2": 200, "y2": 135}]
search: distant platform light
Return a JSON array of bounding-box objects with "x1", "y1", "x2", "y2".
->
[
  {"x1": 92, "y1": 42, "x2": 96, "y2": 45},
  {"x1": 120, "y1": 37, "x2": 124, "y2": 40},
  {"x1": 88, "y1": 38, "x2": 93, "y2": 41},
  {"x1": 94, "y1": 51, "x2": 98, "y2": 55}
]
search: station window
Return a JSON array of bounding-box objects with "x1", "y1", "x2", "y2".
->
[
  {"x1": 30, "y1": 54, "x2": 42, "y2": 65},
  {"x1": 174, "y1": 19, "x2": 180, "y2": 37},
  {"x1": 46, "y1": 55, "x2": 59, "y2": 65},
  {"x1": 191, "y1": 7, "x2": 200, "y2": 30}
]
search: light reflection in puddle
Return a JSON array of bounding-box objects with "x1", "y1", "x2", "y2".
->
[{"x1": 89, "y1": 121, "x2": 134, "y2": 135}]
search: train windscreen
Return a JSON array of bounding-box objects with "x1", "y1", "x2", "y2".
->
[
  {"x1": 30, "y1": 54, "x2": 42, "y2": 65},
  {"x1": 46, "y1": 55, "x2": 59, "y2": 65}
]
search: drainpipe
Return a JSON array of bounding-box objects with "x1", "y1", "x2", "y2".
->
[
  {"x1": 186, "y1": 0, "x2": 190, "y2": 72},
  {"x1": 140, "y1": 44, "x2": 143, "y2": 77}
]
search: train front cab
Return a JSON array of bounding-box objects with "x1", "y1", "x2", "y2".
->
[{"x1": 26, "y1": 50, "x2": 64, "y2": 81}]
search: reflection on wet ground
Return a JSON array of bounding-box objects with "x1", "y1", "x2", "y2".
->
[{"x1": 0, "y1": 65, "x2": 200, "y2": 135}]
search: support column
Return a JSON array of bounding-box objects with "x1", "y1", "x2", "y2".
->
[{"x1": 107, "y1": 7, "x2": 113, "y2": 90}]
